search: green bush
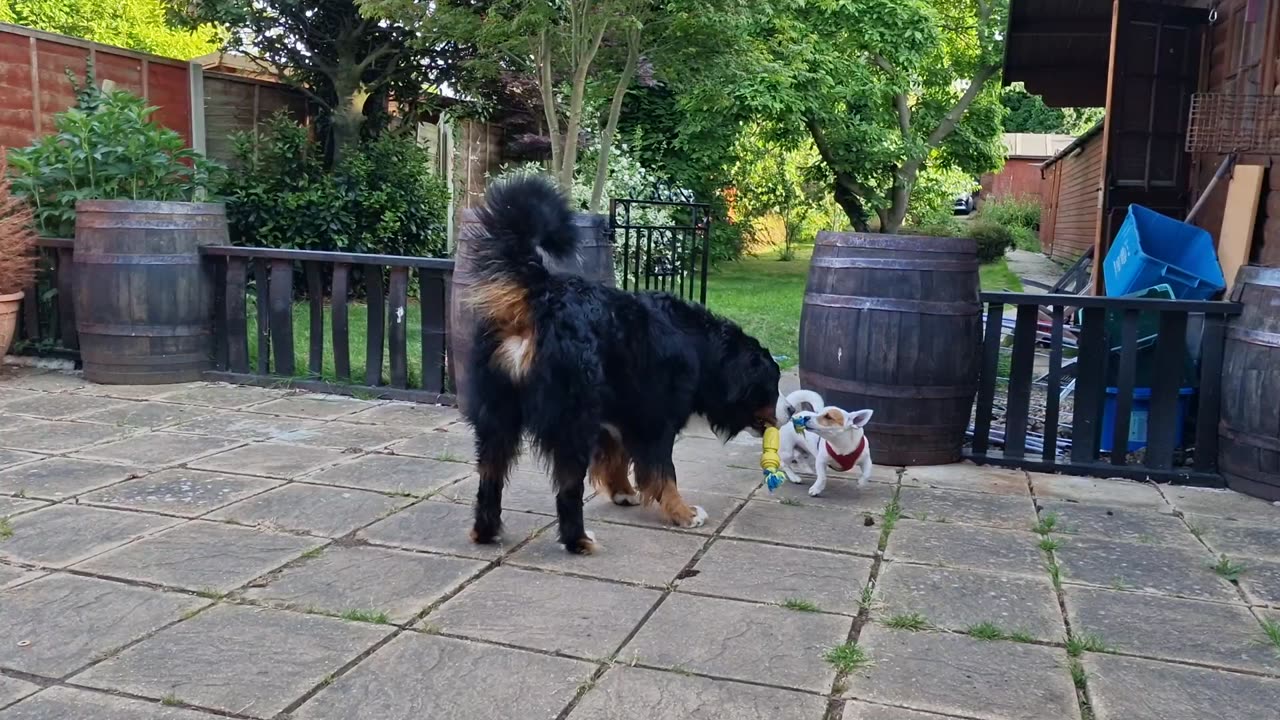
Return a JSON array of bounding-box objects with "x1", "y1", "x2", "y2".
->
[
  {"x1": 968, "y1": 220, "x2": 1017, "y2": 263},
  {"x1": 977, "y1": 196, "x2": 1041, "y2": 231},
  {"x1": 902, "y1": 217, "x2": 965, "y2": 238},
  {"x1": 5, "y1": 70, "x2": 223, "y2": 238},
  {"x1": 222, "y1": 113, "x2": 448, "y2": 258}
]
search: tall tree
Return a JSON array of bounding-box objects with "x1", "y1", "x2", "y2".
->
[
  {"x1": 174, "y1": 0, "x2": 464, "y2": 162},
  {"x1": 686, "y1": 0, "x2": 1007, "y2": 233},
  {"x1": 1002, "y1": 83, "x2": 1103, "y2": 135},
  {"x1": 2, "y1": 0, "x2": 218, "y2": 59}
]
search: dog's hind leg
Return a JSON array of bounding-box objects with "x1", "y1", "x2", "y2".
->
[
  {"x1": 552, "y1": 441, "x2": 598, "y2": 554},
  {"x1": 467, "y1": 373, "x2": 523, "y2": 545},
  {"x1": 590, "y1": 430, "x2": 637, "y2": 506}
]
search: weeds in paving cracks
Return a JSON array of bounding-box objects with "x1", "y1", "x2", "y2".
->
[
  {"x1": 1213, "y1": 555, "x2": 1246, "y2": 582},
  {"x1": 825, "y1": 643, "x2": 871, "y2": 673},
  {"x1": 1032, "y1": 512, "x2": 1059, "y2": 535},
  {"x1": 782, "y1": 598, "x2": 821, "y2": 613},
  {"x1": 1259, "y1": 619, "x2": 1280, "y2": 657},
  {"x1": 340, "y1": 609, "x2": 392, "y2": 625},
  {"x1": 886, "y1": 613, "x2": 929, "y2": 632},
  {"x1": 0, "y1": 516, "x2": 12, "y2": 540}
]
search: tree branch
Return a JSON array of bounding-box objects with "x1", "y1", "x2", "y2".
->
[
  {"x1": 873, "y1": 54, "x2": 911, "y2": 136},
  {"x1": 590, "y1": 24, "x2": 641, "y2": 212},
  {"x1": 923, "y1": 63, "x2": 998, "y2": 150},
  {"x1": 804, "y1": 114, "x2": 869, "y2": 198}
]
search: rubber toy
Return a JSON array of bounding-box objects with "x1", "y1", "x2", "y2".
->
[{"x1": 760, "y1": 426, "x2": 786, "y2": 492}]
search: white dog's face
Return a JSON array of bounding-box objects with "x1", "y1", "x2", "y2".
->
[{"x1": 800, "y1": 407, "x2": 874, "y2": 441}]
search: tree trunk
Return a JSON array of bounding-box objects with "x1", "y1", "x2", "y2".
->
[
  {"x1": 557, "y1": 22, "x2": 608, "y2": 191},
  {"x1": 589, "y1": 30, "x2": 641, "y2": 213},
  {"x1": 331, "y1": 53, "x2": 367, "y2": 167},
  {"x1": 832, "y1": 181, "x2": 870, "y2": 233}
]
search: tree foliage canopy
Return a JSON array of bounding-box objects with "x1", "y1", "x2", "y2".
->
[
  {"x1": 1001, "y1": 83, "x2": 1103, "y2": 135},
  {"x1": 1, "y1": 0, "x2": 219, "y2": 59}
]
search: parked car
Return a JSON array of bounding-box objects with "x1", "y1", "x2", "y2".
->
[{"x1": 953, "y1": 192, "x2": 976, "y2": 215}]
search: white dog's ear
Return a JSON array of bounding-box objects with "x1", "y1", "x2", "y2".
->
[{"x1": 846, "y1": 409, "x2": 873, "y2": 428}]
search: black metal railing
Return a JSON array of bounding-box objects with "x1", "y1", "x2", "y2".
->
[
  {"x1": 13, "y1": 237, "x2": 78, "y2": 361},
  {"x1": 610, "y1": 197, "x2": 712, "y2": 304},
  {"x1": 968, "y1": 291, "x2": 1242, "y2": 485},
  {"x1": 199, "y1": 246, "x2": 455, "y2": 404}
]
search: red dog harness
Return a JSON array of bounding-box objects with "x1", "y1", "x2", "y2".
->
[{"x1": 825, "y1": 436, "x2": 867, "y2": 472}]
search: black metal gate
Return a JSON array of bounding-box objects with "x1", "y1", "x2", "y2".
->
[{"x1": 610, "y1": 193, "x2": 711, "y2": 305}]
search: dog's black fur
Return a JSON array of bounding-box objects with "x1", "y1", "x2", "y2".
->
[{"x1": 464, "y1": 175, "x2": 781, "y2": 553}]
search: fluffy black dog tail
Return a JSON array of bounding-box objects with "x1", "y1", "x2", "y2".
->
[{"x1": 473, "y1": 174, "x2": 577, "y2": 282}]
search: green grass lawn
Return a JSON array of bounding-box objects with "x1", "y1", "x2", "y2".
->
[
  {"x1": 708, "y1": 245, "x2": 1023, "y2": 369},
  {"x1": 250, "y1": 246, "x2": 1023, "y2": 383}
]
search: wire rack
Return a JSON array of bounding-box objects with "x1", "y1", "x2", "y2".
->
[{"x1": 1186, "y1": 93, "x2": 1280, "y2": 154}]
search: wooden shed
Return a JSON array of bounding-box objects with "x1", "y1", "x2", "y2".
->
[
  {"x1": 1039, "y1": 124, "x2": 1105, "y2": 261},
  {"x1": 1005, "y1": 0, "x2": 1280, "y2": 287}
]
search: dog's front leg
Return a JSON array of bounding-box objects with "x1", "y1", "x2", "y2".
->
[
  {"x1": 636, "y1": 459, "x2": 706, "y2": 529},
  {"x1": 855, "y1": 452, "x2": 873, "y2": 488},
  {"x1": 779, "y1": 443, "x2": 807, "y2": 485},
  {"x1": 809, "y1": 455, "x2": 830, "y2": 497}
]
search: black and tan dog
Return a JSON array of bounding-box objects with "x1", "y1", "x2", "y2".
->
[{"x1": 463, "y1": 175, "x2": 781, "y2": 554}]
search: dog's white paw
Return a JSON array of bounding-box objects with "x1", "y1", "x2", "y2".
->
[
  {"x1": 682, "y1": 505, "x2": 708, "y2": 528},
  {"x1": 808, "y1": 485, "x2": 825, "y2": 497},
  {"x1": 612, "y1": 492, "x2": 641, "y2": 506},
  {"x1": 585, "y1": 529, "x2": 597, "y2": 541},
  {"x1": 857, "y1": 475, "x2": 871, "y2": 488}
]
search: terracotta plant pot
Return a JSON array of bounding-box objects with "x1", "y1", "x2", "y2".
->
[{"x1": 0, "y1": 290, "x2": 22, "y2": 357}]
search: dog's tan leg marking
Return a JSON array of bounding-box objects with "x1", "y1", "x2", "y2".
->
[
  {"x1": 638, "y1": 469, "x2": 706, "y2": 528},
  {"x1": 590, "y1": 432, "x2": 638, "y2": 505},
  {"x1": 469, "y1": 278, "x2": 535, "y2": 381}
]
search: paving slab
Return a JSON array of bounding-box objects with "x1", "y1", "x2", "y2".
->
[
  {"x1": 1028, "y1": 473, "x2": 1167, "y2": 510},
  {"x1": 304, "y1": 454, "x2": 471, "y2": 496},
  {"x1": 74, "y1": 382, "x2": 197, "y2": 400},
  {"x1": 293, "y1": 632, "x2": 588, "y2": 720},
  {"x1": 885, "y1": 519, "x2": 1044, "y2": 577},
  {"x1": 623, "y1": 592, "x2": 850, "y2": 693},
  {"x1": 76, "y1": 520, "x2": 321, "y2": 593},
  {"x1": 0, "y1": 388, "x2": 44, "y2": 408},
  {"x1": 79, "y1": 469, "x2": 279, "y2": 517},
  {"x1": 1065, "y1": 585, "x2": 1278, "y2": 674},
  {"x1": 1084, "y1": 652, "x2": 1280, "y2": 720},
  {"x1": 672, "y1": 436, "x2": 761, "y2": 468},
  {"x1": 509, "y1": 522, "x2": 705, "y2": 587},
  {"x1": 249, "y1": 395, "x2": 380, "y2": 420},
  {"x1": 0, "y1": 393, "x2": 132, "y2": 421},
  {"x1": 897, "y1": 486, "x2": 1038, "y2": 530},
  {"x1": 569, "y1": 665, "x2": 827, "y2": 720},
  {"x1": 1237, "y1": 556, "x2": 1280, "y2": 607},
  {"x1": 669, "y1": 462, "x2": 766, "y2": 498},
  {"x1": 847, "y1": 625, "x2": 1079, "y2": 720},
  {"x1": 0, "y1": 574, "x2": 203, "y2": 677},
  {"x1": 1054, "y1": 534, "x2": 1237, "y2": 601},
  {"x1": 0, "y1": 449, "x2": 41, "y2": 470},
  {"x1": 189, "y1": 443, "x2": 347, "y2": 480},
  {"x1": 763, "y1": 474, "x2": 899, "y2": 512},
  {"x1": 75, "y1": 603, "x2": 390, "y2": 718},
  {"x1": 680, "y1": 538, "x2": 872, "y2": 614},
  {"x1": 0, "y1": 420, "x2": 136, "y2": 454},
  {"x1": 165, "y1": 411, "x2": 323, "y2": 441},
  {"x1": 151, "y1": 384, "x2": 285, "y2": 409},
  {"x1": 1037, "y1": 499, "x2": 1199, "y2": 549},
  {"x1": 900, "y1": 463, "x2": 1029, "y2": 496},
  {"x1": 843, "y1": 701, "x2": 968, "y2": 720},
  {"x1": 72, "y1": 433, "x2": 240, "y2": 469},
  {"x1": 2, "y1": 686, "x2": 224, "y2": 719},
  {"x1": 0, "y1": 457, "x2": 142, "y2": 500},
  {"x1": 1, "y1": 495, "x2": 49, "y2": 516},
  {"x1": 874, "y1": 562, "x2": 1064, "y2": 642},
  {"x1": 278, "y1": 421, "x2": 428, "y2": 450},
  {"x1": 208, "y1": 483, "x2": 406, "y2": 537},
  {"x1": 0, "y1": 564, "x2": 47, "y2": 589},
  {"x1": 244, "y1": 545, "x2": 483, "y2": 623},
  {"x1": 0, "y1": 505, "x2": 179, "y2": 568},
  {"x1": 0, "y1": 674, "x2": 40, "y2": 708},
  {"x1": 359, "y1": 499, "x2": 550, "y2": 560},
  {"x1": 582, "y1": 488, "x2": 742, "y2": 534},
  {"x1": 1164, "y1": 485, "x2": 1280, "y2": 523},
  {"x1": 723, "y1": 499, "x2": 882, "y2": 555},
  {"x1": 428, "y1": 566, "x2": 660, "y2": 658},
  {"x1": 1186, "y1": 513, "x2": 1280, "y2": 561},
  {"x1": 384, "y1": 429, "x2": 475, "y2": 462},
  {"x1": 0, "y1": 372, "x2": 86, "y2": 393},
  {"x1": 344, "y1": 402, "x2": 459, "y2": 427},
  {"x1": 78, "y1": 400, "x2": 215, "y2": 429}
]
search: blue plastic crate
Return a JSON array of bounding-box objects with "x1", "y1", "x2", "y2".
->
[{"x1": 1103, "y1": 205, "x2": 1225, "y2": 300}]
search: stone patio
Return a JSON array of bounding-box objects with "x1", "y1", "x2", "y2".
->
[{"x1": 2, "y1": 367, "x2": 1280, "y2": 719}]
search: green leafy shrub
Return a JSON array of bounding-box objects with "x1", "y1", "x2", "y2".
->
[
  {"x1": 221, "y1": 113, "x2": 448, "y2": 258},
  {"x1": 977, "y1": 196, "x2": 1041, "y2": 232},
  {"x1": 5, "y1": 70, "x2": 224, "y2": 238},
  {"x1": 968, "y1": 220, "x2": 1017, "y2": 263}
]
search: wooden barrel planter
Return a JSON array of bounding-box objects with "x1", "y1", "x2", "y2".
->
[
  {"x1": 449, "y1": 210, "x2": 615, "y2": 412},
  {"x1": 73, "y1": 201, "x2": 228, "y2": 384},
  {"x1": 1219, "y1": 266, "x2": 1280, "y2": 501},
  {"x1": 799, "y1": 232, "x2": 982, "y2": 466}
]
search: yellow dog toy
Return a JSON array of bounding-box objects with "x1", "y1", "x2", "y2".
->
[{"x1": 760, "y1": 426, "x2": 786, "y2": 492}]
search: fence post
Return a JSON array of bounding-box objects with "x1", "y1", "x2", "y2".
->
[{"x1": 189, "y1": 62, "x2": 207, "y2": 158}]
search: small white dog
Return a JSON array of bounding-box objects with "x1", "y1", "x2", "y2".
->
[{"x1": 775, "y1": 389, "x2": 874, "y2": 496}]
